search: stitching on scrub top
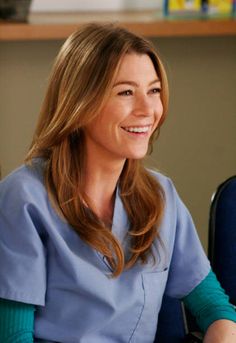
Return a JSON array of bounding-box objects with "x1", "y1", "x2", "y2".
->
[{"x1": 128, "y1": 276, "x2": 146, "y2": 342}]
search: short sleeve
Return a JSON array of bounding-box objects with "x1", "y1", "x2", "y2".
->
[
  {"x1": 0, "y1": 167, "x2": 47, "y2": 306},
  {"x1": 163, "y1": 178, "x2": 210, "y2": 299}
]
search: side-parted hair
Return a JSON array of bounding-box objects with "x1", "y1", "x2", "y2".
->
[{"x1": 26, "y1": 23, "x2": 169, "y2": 277}]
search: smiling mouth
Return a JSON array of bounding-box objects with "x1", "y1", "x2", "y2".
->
[{"x1": 121, "y1": 125, "x2": 150, "y2": 134}]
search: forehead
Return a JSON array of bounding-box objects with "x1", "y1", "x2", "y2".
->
[{"x1": 114, "y1": 53, "x2": 158, "y2": 81}]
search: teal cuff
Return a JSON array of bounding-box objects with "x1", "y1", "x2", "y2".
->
[
  {"x1": 0, "y1": 298, "x2": 34, "y2": 342},
  {"x1": 183, "y1": 269, "x2": 236, "y2": 333}
]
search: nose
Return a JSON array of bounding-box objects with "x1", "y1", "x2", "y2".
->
[{"x1": 133, "y1": 94, "x2": 153, "y2": 117}]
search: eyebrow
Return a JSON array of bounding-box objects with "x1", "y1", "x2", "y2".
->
[{"x1": 112, "y1": 78, "x2": 160, "y2": 88}]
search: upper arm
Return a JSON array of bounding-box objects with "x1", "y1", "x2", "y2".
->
[
  {"x1": 0, "y1": 169, "x2": 47, "y2": 305},
  {"x1": 0, "y1": 298, "x2": 35, "y2": 342}
]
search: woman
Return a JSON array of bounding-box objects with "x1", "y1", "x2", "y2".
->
[{"x1": 0, "y1": 23, "x2": 235, "y2": 342}]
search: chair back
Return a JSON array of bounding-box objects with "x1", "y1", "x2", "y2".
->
[
  {"x1": 208, "y1": 175, "x2": 236, "y2": 305},
  {"x1": 154, "y1": 295, "x2": 186, "y2": 342}
]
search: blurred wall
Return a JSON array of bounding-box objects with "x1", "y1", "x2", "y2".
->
[{"x1": 0, "y1": 36, "x2": 236, "y2": 250}]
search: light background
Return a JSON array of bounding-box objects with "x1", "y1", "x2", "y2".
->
[
  {"x1": 0, "y1": 35, "x2": 236, "y2": 250},
  {"x1": 30, "y1": 0, "x2": 161, "y2": 12}
]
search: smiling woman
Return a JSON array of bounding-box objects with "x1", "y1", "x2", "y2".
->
[
  {"x1": 24, "y1": 24, "x2": 169, "y2": 275},
  {"x1": 0, "y1": 23, "x2": 235, "y2": 343}
]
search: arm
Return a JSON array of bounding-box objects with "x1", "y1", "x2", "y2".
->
[
  {"x1": 203, "y1": 320, "x2": 236, "y2": 343},
  {"x1": 183, "y1": 270, "x2": 236, "y2": 342},
  {"x1": 0, "y1": 298, "x2": 35, "y2": 342}
]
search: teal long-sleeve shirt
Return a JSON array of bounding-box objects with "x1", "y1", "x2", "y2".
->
[
  {"x1": 0, "y1": 269, "x2": 235, "y2": 342},
  {"x1": 0, "y1": 299, "x2": 34, "y2": 342}
]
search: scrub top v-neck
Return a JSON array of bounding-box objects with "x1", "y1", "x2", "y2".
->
[{"x1": 0, "y1": 160, "x2": 210, "y2": 342}]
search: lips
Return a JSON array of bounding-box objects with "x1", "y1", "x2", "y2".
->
[{"x1": 121, "y1": 125, "x2": 150, "y2": 133}]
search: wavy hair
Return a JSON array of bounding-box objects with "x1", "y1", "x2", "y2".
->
[{"x1": 26, "y1": 23, "x2": 169, "y2": 276}]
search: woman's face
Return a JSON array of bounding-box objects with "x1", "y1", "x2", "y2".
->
[{"x1": 84, "y1": 53, "x2": 163, "y2": 166}]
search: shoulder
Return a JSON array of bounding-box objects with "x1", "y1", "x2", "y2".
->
[
  {"x1": 147, "y1": 169, "x2": 177, "y2": 199},
  {"x1": 0, "y1": 159, "x2": 47, "y2": 205},
  {"x1": 146, "y1": 169, "x2": 189, "y2": 218}
]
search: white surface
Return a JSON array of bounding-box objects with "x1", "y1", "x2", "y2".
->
[{"x1": 30, "y1": 0, "x2": 162, "y2": 12}]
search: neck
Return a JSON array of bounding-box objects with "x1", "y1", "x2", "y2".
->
[{"x1": 83, "y1": 155, "x2": 125, "y2": 224}]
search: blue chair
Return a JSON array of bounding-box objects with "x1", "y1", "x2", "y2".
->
[
  {"x1": 208, "y1": 175, "x2": 236, "y2": 306},
  {"x1": 154, "y1": 295, "x2": 203, "y2": 342},
  {"x1": 154, "y1": 295, "x2": 187, "y2": 342}
]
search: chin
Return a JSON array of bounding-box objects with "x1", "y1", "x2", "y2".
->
[{"x1": 126, "y1": 151, "x2": 148, "y2": 160}]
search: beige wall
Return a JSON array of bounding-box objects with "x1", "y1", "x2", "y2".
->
[{"x1": 1, "y1": 36, "x2": 236, "y2": 250}]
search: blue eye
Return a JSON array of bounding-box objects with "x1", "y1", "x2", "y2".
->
[{"x1": 118, "y1": 90, "x2": 133, "y2": 96}]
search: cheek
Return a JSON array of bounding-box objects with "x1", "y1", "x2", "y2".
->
[
  {"x1": 158, "y1": 98, "x2": 164, "y2": 113},
  {"x1": 98, "y1": 104, "x2": 122, "y2": 124},
  {"x1": 154, "y1": 102, "x2": 164, "y2": 124},
  {"x1": 149, "y1": 104, "x2": 164, "y2": 136}
]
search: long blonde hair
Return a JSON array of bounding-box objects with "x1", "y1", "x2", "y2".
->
[{"x1": 26, "y1": 23, "x2": 169, "y2": 276}]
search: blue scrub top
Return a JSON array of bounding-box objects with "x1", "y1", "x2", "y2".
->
[{"x1": 0, "y1": 160, "x2": 210, "y2": 342}]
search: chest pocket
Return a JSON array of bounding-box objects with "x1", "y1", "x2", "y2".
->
[{"x1": 130, "y1": 268, "x2": 169, "y2": 343}]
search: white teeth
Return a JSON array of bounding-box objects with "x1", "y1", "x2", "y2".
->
[{"x1": 123, "y1": 126, "x2": 149, "y2": 133}]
